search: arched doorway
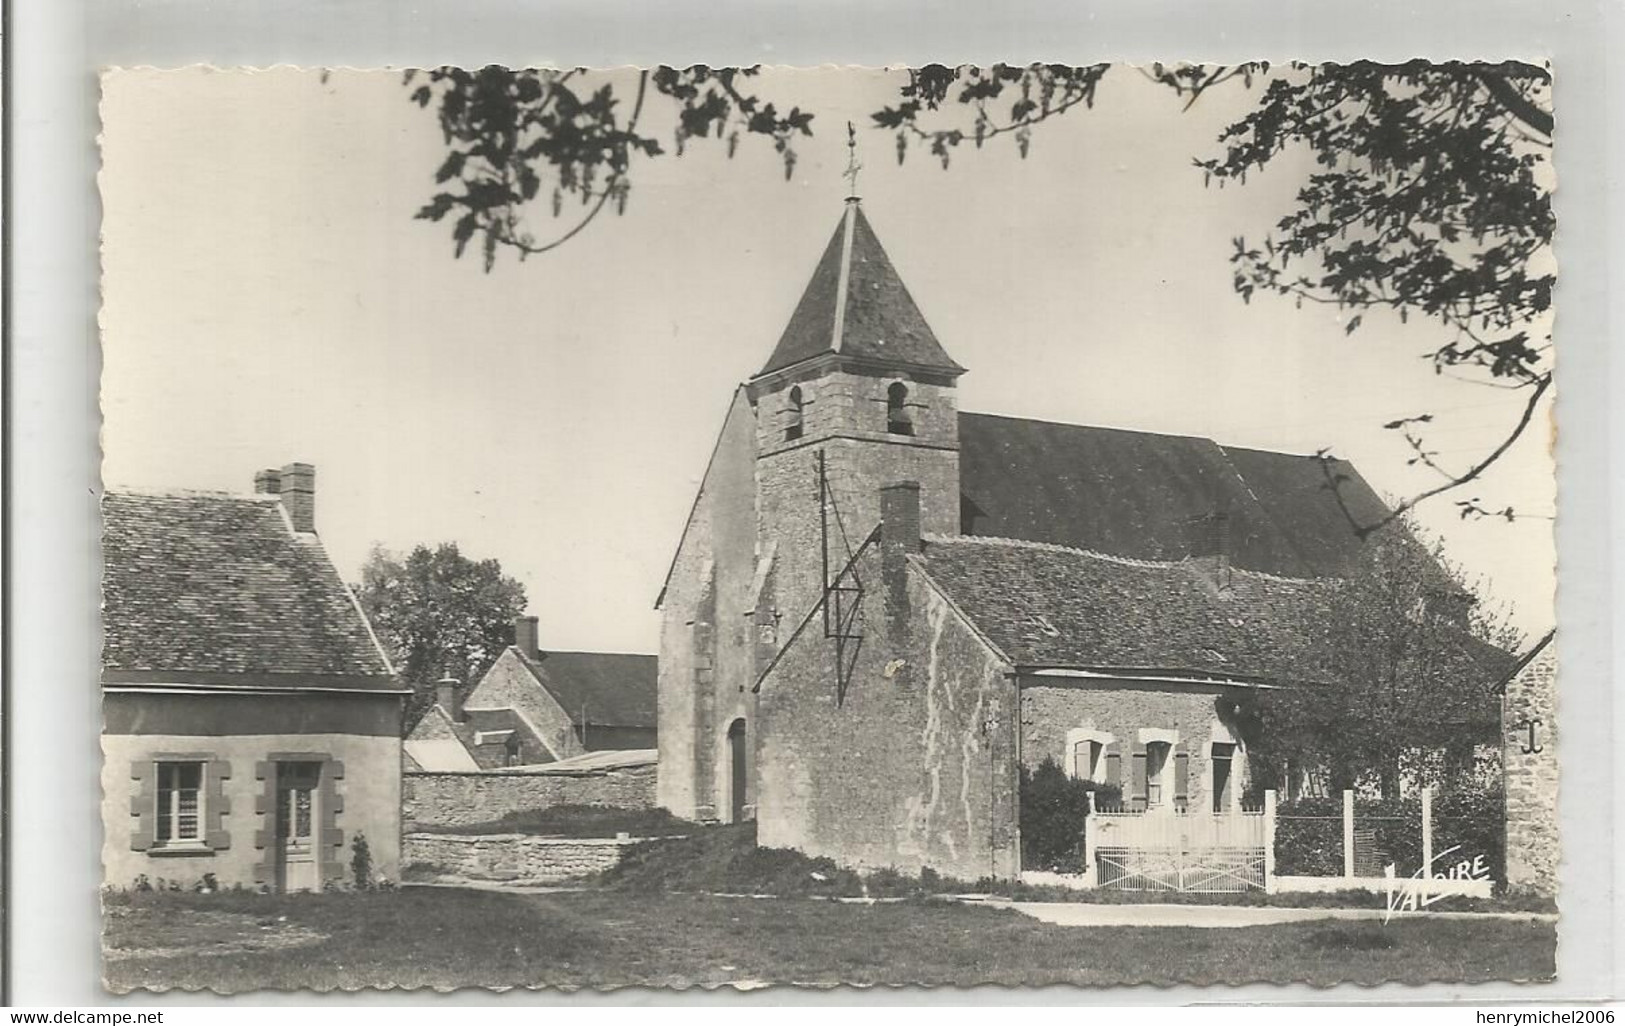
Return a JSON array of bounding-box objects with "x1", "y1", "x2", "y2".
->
[{"x1": 727, "y1": 718, "x2": 748, "y2": 823}]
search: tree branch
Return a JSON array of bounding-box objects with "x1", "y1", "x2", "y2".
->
[{"x1": 1474, "y1": 69, "x2": 1553, "y2": 139}]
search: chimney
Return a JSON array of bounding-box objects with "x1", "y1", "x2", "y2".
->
[
  {"x1": 881, "y1": 481, "x2": 923, "y2": 554},
  {"x1": 253, "y1": 468, "x2": 282, "y2": 494},
  {"x1": 881, "y1": 482, "x2": 922, "y2": 636},
  {"x1": 513, "y1": 615, "x2": 540, "y2": 660},
  {"x1": 279, "y1": 462, "x2": 316, "y2": 533},
  {"x1": 436, "y1": 673, "x2": 465, "y2": 722},
  {"x1": 1190, "y1": 509, "x2": 1232, "y2": 587}
]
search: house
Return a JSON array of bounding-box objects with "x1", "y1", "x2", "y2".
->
[
  {"x1": 1499, "y1": 630, "x2": 1557, "y2": 897},
  {"x1": 655, "y1": 198, "x2": 1448, "y2": 879},
  {"x1": 101, "y1": 463, "x2": 408, "y2": 891},
  {"x1": 404, "y1": 615, "x2": 657, "y2": 770}
]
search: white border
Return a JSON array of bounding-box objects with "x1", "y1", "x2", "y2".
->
[{"x1": 7, "y1": 0, "x2": 1621, "y2": 1005}]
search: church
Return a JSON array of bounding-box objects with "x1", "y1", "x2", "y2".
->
[{"x1": 654, "y1": 197, "x2": 1396, "y2": 881}]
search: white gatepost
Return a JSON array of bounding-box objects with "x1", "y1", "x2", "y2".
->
[
  {"x1": 1263, "y1": 789, "x2": 1278, "y2": 893},
  {"x1": 1082, "y1": 790, "x2": 1096, "y2": 887},
  {"x1": 1343, "y1": 788, "x2": 1356, "y2": 879},
  {"x1": 1421, "y1": 786, "x2": 1433, "y2": 880}
]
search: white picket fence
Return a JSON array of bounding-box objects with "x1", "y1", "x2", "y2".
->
[{"x1": 1079, "y1": 792, "x2": 1277, "y2": 893}]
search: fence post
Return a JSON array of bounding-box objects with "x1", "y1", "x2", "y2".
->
[
  {"x1": 1421, "y1": 785, "x2": 1433, "y2": 881},
  {"x1": 1343, "y1": 788, "x2": 1355, "y2": 880},
  {"x1": 1082, "y1": 791, "x2": 1095, "y2": 887},
  {"x1": 1264, "y1": 789, "x2": 1278, "y2": 894}
]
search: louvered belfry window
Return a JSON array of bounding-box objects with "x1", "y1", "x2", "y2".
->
[{"x1": 156, "y1": 762, "x2": 204, "y2": 844}]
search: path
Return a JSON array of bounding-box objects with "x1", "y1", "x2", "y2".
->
[{"x1": 980, "y1": 899, "x2": 1558, "y2": 928}]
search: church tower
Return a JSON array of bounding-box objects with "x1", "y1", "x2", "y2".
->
[{"x1": 747, "y1": 199, "x2": 966, "y2": 633}]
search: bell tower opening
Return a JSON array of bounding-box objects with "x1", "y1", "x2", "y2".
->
[
  {"x1": 886, "y1": 381, "x2": 914, "y2": 436},
  {"x1": 785, "y1": 385, "x2": 805, "y2": 441}
]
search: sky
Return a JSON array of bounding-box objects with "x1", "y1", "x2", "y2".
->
[{"x1": 99, "y1": 66, "x2": 1557, "y2": 654}]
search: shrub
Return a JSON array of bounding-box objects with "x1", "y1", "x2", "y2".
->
[
  {"x1": 1019, "y1": 758, "x2": 1121, "y2": 873},
  {"x1": 350, "y1": 832, "x2": 374, "y2": 890},
  {"x1": 1432, "y1": 788, "x2": 1506, "y2": 883},
  {"x1": 1274, "y1": 797, "x2": 1344, "y2": 876},
  {"x1": 1273, "y1": 789, "x2": 1505, "y2": 881}
]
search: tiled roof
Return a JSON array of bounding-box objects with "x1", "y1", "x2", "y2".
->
[
  {"x1": 514, "y1": 649, "x2": 658, "y2": 729},
  {"x1": 918, "y1": 536, "x2": 1510, "y2": 693},
  {"x1": 758, "y1": 203, "x2": 964, "y2": 376},
  {"x1": 101, "y1": 491, "x2": 396, "y2": 689},
  {"x1": 917, "y1": 536, "x2": 1338, "y2": 683},
  {"x1": 958, "y1": 412, "x2": 1391, "y2": 578}
]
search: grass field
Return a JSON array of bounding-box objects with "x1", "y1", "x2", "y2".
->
[{"x1": 103, "y1": 887, "x2": 1556, "y2": 993}]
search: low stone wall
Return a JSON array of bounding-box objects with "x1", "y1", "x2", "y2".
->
[
  {"x1": 404, "y1": 832, "x2": 648, "y2": 885},
  {"x1": 404, "y1": 763, "x2": 657, "y2": 829}
]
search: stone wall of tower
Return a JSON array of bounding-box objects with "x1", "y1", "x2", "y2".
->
[
  {"x1": 655, "y1": 390, "x2": 762, "y2": 821},
  {"x1": 752, "y1": 367, "x2": 961, "y2": 629}
]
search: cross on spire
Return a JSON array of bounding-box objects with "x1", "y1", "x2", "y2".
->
[{"x1": 843, "y1": 121, "x2": 862, "y2": 201}]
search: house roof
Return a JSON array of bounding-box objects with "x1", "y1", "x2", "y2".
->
[
  {"x1": 958, "y1": 412, "x2": 1392, "y2": 578},
  {"x1": 101, "y1": 491, "x2": 398, "y2": 690},
  {"x1": 917, "y1": 535, "x2": 1338, "y2": 683},
  {"x1": 513, "y1": 649, "x2": 658, "y2": 729},
  {"x1": 1492, "y1": 628, "x2": 1555, "y2": 695},
  {"x1": 758, "y1": 202, "x2": 964, "y2": 377},
  {"x1": 403, "y1": 737, "x2": 481, "y2": 772}
]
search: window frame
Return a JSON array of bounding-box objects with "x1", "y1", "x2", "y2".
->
[{"x1": 154, "y1": 759, "x2": 208, "y2": 849}]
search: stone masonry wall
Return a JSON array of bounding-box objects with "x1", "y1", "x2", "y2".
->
[
  {"x1": 755, "y1": 547, "x2": 1019, "y2": 882},
  {"x1": 404, "y1": 833, "x2": 647, "y2": 885},
  {"x1": 1020, "y1": 680, "x2": 1247, "y2": 812},
  {"x1": 1502, "y1": 642, "x2": 1557, "y2": 897},
  {"x1": 403, "y1": 764, "x2": 656, "y2": 829},
  {"x1": 656, "y1": 389, "x2": 761, "y2": 821}
]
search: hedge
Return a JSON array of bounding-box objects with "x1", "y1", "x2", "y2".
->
[
  {"x1": 1274, "y1": 789, "x2": 1505, "y2": 881},
  {"x1": 1019, "y1": 759, "x2": 1122, "y2": 873}
]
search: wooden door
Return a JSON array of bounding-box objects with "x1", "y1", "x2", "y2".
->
[
  {"x1": 275, "y1": 761, "x2": 322, "y2": 892},
  {"x1": 727, "y1": 719, "x2": 748, "y2": 824}
]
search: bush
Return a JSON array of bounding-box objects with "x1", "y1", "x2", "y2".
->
[
  {"x1": 1432, "y1": 788, "x2": 1506, "y2": 883},
  {"x1": 1019, "y1": 758, "x2": 1121, "y2": 873},
  {"x1": 350, "y1": 832, "x2": 374, "y2": 890},
  {"x1": 1275, "y1": 797, "x2": 1344, "y2": 876},
  {"x1": 1274, "y1": 789, "x2": 1505, "y2": 881}
]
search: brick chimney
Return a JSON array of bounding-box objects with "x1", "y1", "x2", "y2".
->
[
  {"x1": 513, "y1": 615, "x2": 540, "y2": 660},
  {"x1": 435, "y1": 673, "x2": 465, "y2": 722},
  {"x1": 881, "y1": 482, "x2": 922, "y2": 634},
  {"x1": 1189, "y1": 509, "x2": 1232, "y2": 588},
  {"x1": 253, "y1": 468, "x2": 282, "y2": 494},
  {"x1": 279, "y1": 462, "x2": 316, "y2": 533}
]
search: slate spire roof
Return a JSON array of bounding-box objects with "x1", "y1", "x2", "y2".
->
[{"x1": 757, "y1": 201, "x2": 964, "y2": 377}]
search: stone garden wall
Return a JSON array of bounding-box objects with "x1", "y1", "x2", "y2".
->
[
  {"x1": 403, "y1": 763, "x2": 656, "y2": 829},
  {"x1": 405, "y1": 833, "x2": 648, "y2": 885}
]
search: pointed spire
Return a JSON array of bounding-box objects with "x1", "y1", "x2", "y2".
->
[{"x1": 756, "y1": 203, "x2": 964, "y2": 378}]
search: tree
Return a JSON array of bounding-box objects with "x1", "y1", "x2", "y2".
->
[
  {"x1": 353, "y1": 542, "x2": 527, "y2": 729},
  {"x1": 408, "y1": 62, "x2": 1552, "y2": 523},
  {"x1": 1232, "y1": 519, "x2": 1523, "y2": 799}
]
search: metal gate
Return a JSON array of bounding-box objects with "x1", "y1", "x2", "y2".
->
[{"x1": 1091, "y1": 809, "x2": 1268, "y2": 893}]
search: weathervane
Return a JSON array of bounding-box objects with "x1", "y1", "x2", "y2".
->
[{"x1": 843, "y1": 121, "x2": 862, "y2": 200}]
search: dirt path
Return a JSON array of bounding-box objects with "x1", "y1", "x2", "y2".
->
[{"x1": 984, "y1": 900, "x2": 1559, "y2": 928}]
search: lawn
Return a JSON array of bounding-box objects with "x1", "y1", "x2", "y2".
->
[{"x1": 103, "y1": 887, "x2": 1556, "y2": 993}]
